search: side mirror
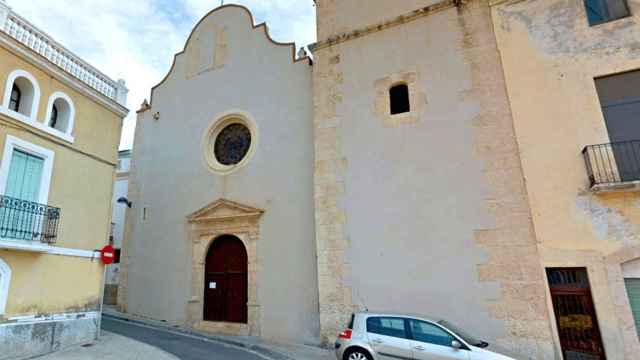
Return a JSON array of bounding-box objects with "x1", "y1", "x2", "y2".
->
[{"x1": 451, "y1": 340, "x2": 462, "y2": 350}]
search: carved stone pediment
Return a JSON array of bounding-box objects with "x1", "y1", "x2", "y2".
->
[
  {"x1": 187, "y1": 199, "x2": 264, "y2": 223},
  {"x1": 186, "y1": 198, "x2": 263, "y2": 336}
]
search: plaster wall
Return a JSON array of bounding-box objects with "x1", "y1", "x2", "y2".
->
[
  {"x1": 0, "y1": 42, "x2": 123, "y2": 252},
  {"x1": 0, "y1": 13, "x2": 124, "y2": 360},
  {"x1": 106, "y1": 175, "x2": 128, "y2": 286},
  {"x1": 0, "y1": 250, "x2": 102, "y2": 317},
  {"x1": 120, "y1": 6, "x2": 319, "y2": 343},
  {"x1": 0, "y1": 45, "x2": 123, "y2": 164},
  {"x1": 0, "y1": 124, "x2": 116, "y2": 251},
  {"x1": 112, "y1": 177, "x2": 128, "y2": 250},
  {"x1": 313, "y1": 1, "x2": 553, "y2": 357},
  {"x1": 492, "y1": 0, "x2": 640, "y2": 358},
  {"x1": 316, "y1": 0, "x2": 444, "y2": 40}
]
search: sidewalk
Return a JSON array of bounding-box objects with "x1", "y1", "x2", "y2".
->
[
  {"x1": 34, "y1": 331, "x2": 179, "y2": 360},
  {"x1": 102, "y1": 306, "x2": 334, "y2": 360}
]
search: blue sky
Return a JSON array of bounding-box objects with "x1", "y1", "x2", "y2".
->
[{"x1": 8, "y1": 0, "x2": 317, "y2": 149}]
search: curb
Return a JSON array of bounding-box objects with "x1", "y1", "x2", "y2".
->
[{"x1": 102, "y1": 312, "x2": 295, "y2": 360}]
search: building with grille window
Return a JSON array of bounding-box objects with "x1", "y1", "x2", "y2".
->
[{"x1": 0, "y1": 1, "x2": 129, "y2": 358}]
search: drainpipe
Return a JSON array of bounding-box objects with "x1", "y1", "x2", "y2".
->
[{"x1": 96, "y1": 255, "x2": 106, "y2": 341}]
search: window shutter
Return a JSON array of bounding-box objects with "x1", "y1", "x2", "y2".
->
[
  {"x1": 624, "y1": 278, "x2": 640, "y2": 336},
  {"x1": 5, "y1": 150, "x2": 45, "y2": 202}
]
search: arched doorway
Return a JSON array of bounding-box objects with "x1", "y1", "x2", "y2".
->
[{"x1": 203, "y1": 235, "x2": 248, "y2": 323}]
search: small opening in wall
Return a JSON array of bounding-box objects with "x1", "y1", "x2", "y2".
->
[{"x1": 390, "y1": 83, "x2": 410, "y2": 115}]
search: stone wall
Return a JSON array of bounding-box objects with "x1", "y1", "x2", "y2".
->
[{"x1": 0, "y1": 316, "x2": 98, "y2": 360}]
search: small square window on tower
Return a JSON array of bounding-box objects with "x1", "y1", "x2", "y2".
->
[
  {"x1": 374, "y1": 71, "x2": 425, "y2": 127},
  {"x1": 390, "y1": 84, "x2": 410, "y2": 115}
]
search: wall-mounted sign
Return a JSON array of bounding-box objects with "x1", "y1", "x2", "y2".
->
[
  {"x1": 209, "y1": 282, "x2": 217, "y2": 289},
  {"x1": 101, "y1": 245, "x2": 115, "y2": 265}
]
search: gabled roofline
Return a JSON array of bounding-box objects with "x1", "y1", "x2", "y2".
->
[{"x1": 148, "y1": 4, "x2": 310, "y2": 107}]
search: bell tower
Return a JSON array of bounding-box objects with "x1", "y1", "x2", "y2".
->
[{"x1": 310, "y1": 1, "x2": 556, "y2": 358}]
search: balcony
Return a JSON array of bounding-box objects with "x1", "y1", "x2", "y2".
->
[
  {"x1": 0, "y1": 195, "x2": 60, "y2": 244},
  {"x1": 583, "y1": 140, "x2": 640, "y2": 191},
  {"x1": 0, "y1": 2, "x2": 128, "y2": 106}
]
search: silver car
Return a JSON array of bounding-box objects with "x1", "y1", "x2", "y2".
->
[{"x1": 334, "y1": 312, "x2": 516, "y2": 360}]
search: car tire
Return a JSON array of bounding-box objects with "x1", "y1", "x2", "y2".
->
[{"x1": 343, "y1": 348, "x2": 372, "y2": 360}]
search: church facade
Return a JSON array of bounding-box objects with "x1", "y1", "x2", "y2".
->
[{"x1": 119, "y1": 1, "x2": 640, "y2": 359}]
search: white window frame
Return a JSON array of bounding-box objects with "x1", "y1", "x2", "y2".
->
[
  {"x1": 2, "y1": 69, "x2": 41, "y2": 122},
  {"x1": 0, "y1": 257, "x2": 10, "y2": 315},
  {"x1": 1, "y1": 70, "x2": 74, "y2": 143},
  {"x1": 0, "y1": 135, "x2": 55, "y2": 205},
  {"x1": 44, "y1": 91, "x2": 75, "y2": 136}
]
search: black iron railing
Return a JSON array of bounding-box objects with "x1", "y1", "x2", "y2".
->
[
  {"x1": 0, "y1": 195, "x2": 61, "y2": 244},
  {"x1": 583, "y1": 140, "x2": 640, "y2": 188}
]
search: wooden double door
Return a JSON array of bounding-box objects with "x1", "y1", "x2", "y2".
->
[
  {"x1": 547, "y1": 268, "x2": 606, "y2": 360},
  {"x1": 203, "y1": 235, "x2": 248, "y2": 324}
]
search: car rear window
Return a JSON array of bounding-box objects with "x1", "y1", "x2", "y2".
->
[
  {"x1": 348, "y1": 314, "x2": 355, "y2": 329},
  {"x1": 366, "y1": 317, "x2": 407, "y2": 339}
]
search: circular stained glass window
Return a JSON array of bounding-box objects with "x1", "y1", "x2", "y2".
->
[{"x1": 214, "y1": 123, "x2": 252, "y2": 165}]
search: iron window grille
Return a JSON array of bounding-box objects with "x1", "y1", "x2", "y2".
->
[{"x1": 0, "y1": 195, "x2": 60, "y2": 244}]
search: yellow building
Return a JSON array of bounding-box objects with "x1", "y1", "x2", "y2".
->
[
  {"x1": 0, "y1": 2, "x2": 128, "y2": 359},
  {"x1": 493, "y1": 0, "x2": 640, "y2": 359}
]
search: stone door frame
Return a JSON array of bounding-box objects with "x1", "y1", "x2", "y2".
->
[{"x1": 186, "y1": 199, "x2": 263, "y2": 336}]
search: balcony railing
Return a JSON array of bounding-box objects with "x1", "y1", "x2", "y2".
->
[
  {"x1": 0, "y1": 195, "x2": 61, "y2": 244},
  {"x1": 583, "y1": 140, "x2": 640, "y2": 189},
  {"x1": 0, "y1": 2, "x2": 128, "y2": 106}
]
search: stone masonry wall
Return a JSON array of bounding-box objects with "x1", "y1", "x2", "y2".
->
[
  {"x1": 312, "y1": 44, "x2": 351, "y2": 345},
  {"x1": 461, "y1": 1, "x2": 556, "y2": 357}
]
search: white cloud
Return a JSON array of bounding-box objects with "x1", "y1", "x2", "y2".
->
[{"x1": 6, "y1": 0, "x2": 316, "y2": 149}]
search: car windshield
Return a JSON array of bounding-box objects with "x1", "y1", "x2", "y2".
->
[{"x1": 437, "y1": 320, "x2": 485, "y2": 347}]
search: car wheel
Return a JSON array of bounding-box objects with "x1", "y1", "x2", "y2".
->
[{"x1": 344, "y1": 348, "x2": 372, "y2": 360}]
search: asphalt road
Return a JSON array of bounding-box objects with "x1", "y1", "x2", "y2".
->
[{"x1": 101, "y1": 317, "x2": 268, "y2": 360}]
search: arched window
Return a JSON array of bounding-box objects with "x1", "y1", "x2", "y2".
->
[
  {"x1": 45, "y1": 92, "x2": 75, "y2": 134},
  {"x1": 9, "y1": 84, "x2": 21, "y2": 112},
  {"x1": 390, "y1": 83, "x2": 410, "y2": 115},
  {"x1": 3, "y1": 70, "x2": 40, "y2": 119},
  {"x1": 0, "y1": 257, "x2": 11, "y2": 315}
]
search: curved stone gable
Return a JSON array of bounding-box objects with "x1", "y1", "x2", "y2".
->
[{"x1": 149, "y1": 4, "x2": 309, "y2": 106}]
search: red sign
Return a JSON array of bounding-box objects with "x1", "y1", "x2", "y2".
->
[{"x1": 101, "y1": 245, "x2": 115, "y2": 265}]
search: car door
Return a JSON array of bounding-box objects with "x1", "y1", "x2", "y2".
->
[
  {"x1": 366, "y1": 317, "x2": 413, "y2": 360},
  {"x1": 408, "y1": 319, "x2": 469, "y2": 360}
]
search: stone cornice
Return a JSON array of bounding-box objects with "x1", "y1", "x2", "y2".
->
[
  {"x1": 310, "y1": 0, "x2": 458, "y2": 52},
  {"x1": 187, "y1": 199, "x2": 264, "y2": 224},
  {"x1": 0, "y1": 3, "x2": 128, "y2": 106}
]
